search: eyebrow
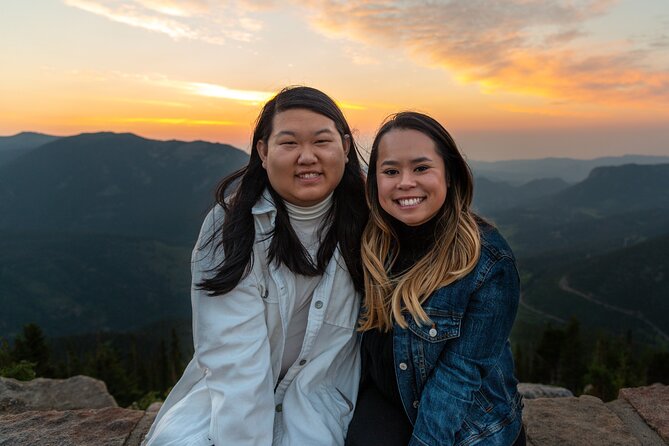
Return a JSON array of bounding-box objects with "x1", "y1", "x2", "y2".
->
[
  {"x1": 380, "y1": 156, "x2": 433, "y2": 166},
  {"x1": 274, "y1": 128, "x2": 335, "y2": 138}
]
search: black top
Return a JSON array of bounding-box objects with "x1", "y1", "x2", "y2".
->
[{"x1": 359, "y1": 216, "x2": 439, "y2": 409}]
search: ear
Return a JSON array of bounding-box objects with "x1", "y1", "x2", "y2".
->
[
  {"x1": 343, "y1": 134, "x2": 351, "y2": 157},
  {"x1": 256, "y1": 140, "x2": 268, "y2": 168}
]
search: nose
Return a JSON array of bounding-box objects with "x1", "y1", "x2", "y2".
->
[
  {"x1": 297, "y1": 144, "x2": 317, "y2": 165},
  {"x1": 397, "y1": 171, "x2": 415, "y2": 189}
]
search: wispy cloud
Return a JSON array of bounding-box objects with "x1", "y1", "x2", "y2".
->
[
  {"x1": 111, "y1": 117, "x2": 239, "y2": 125},
  {"x1": 186, "y1": 82, "x2": 274, "y2": 103},
  {"x1": 301, "y1": 0, "x2": 669, "y2": 105},
  {"x1": 63, "y1": 0, "x2": 261, "y2": 44}
]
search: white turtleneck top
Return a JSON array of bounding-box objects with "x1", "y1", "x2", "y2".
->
[{"x1": 280, "y1": 193, "x2": 333, "y2": 377}]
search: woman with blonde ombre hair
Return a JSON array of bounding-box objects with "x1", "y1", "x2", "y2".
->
[{"x1": 345, "y1": 112, "x2": 525, "y2": 446}]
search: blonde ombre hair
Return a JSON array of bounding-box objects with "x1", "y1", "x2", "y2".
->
[{"x1": 359, "y1": 112, "x2": 481, "y2": 332}]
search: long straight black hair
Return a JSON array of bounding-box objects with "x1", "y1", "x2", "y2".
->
[{"x1": 198, "y1": 86, "x2": 368, "y2": 295}]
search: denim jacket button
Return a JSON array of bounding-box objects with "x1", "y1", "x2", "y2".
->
[
  {"x1": 412, "y1": 400, "x2": 419, "y2": 408},
  {"x1": 315, "y1": 300, "x2": 323, "y2": 309},
  {"x1": 276, "y1": 404, "x2": 283, "y2": 413},
  {"x1": 399, "y1": 362, "x2": 408, "y2": 370},
  {"x1": 429, "y1": 328, "x2": 437, "y2": 337}
]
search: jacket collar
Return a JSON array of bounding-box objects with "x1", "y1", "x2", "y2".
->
[{"x1": 251, "y1": 189, "x2": 276, "y2": 215}]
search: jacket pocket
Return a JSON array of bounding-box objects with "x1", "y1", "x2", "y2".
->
[
  {"x1": 407, "y1": 309, "x2": 462, "y2": 343},
  {"x1": 311, "y1": 383, "x2": 354, "y2": 434}
]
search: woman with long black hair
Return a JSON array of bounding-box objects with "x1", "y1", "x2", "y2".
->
[{"x1": 143, "y1": 86, "x2": 368, "y2": 446}]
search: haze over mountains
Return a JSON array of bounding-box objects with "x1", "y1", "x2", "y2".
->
[
  {"x1": 0, "y1": 132, "x2": 247, "y2": 243},
  {"x1": 0, "y1": 131, "x2": 667, "y2": 350}
]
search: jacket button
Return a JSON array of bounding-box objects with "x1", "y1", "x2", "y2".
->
[
  {"x1": 429, "y1": 328, "x2": 437, "y2": 337},
  {"x1": 399, "y1": 362, "x2": 408, "y2": 370},
  {"x1": 276, "y1": 404, "x2": 283, "y2": 413},
  {"x1": 299, "y1": 359, "x2": 307, "y2": 366},
  {"x1": 413, "y1": 400, "x2": 419, "y2": 408},
  {"x1": 314, "y1": 300, "x2": 323, "y2": 309}
]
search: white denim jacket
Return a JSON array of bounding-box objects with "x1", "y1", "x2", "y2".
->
[{"x1": 143, "y1": 192, "x2": 361, "y2": 446}]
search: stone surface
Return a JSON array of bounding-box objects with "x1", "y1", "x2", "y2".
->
[
  {"x1": 0, "y1": 407, "x2": 143, "y2": 446},
  {"x1": 0, "y1": 375, "x2": 117, "y2": 413},
  {"x1": 518, "y1": 383, "x2": 573, "y2": 399},
  {"x1": 619, "y1": 383, "x2": 669, "y2": 443},
  {"x1": 124, "y1": 405, "x2": 159, "y2": 446},
  {"x1": 523, "y1": 395, "x2": 641, "y2": 445},
  {"x1": 607, "y1": 398, "x2": 666, "y2": 446}
]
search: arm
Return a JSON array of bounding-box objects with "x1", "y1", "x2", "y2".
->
[
  {"x1": 409, "y1": 256, "x2": 520, "y2": 446},
  {"x1": 191, "y1": 207, "x2": 275, "y2": 445}
]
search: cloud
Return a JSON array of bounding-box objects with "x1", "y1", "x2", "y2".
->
[
  {"x1": 186, "y1": 82, "x2": 274, "y2": 103},
  {"x1": 111, "y1": 117, "x2": 239, "y2": 126},
  {"x1": 63, "y1": 0, "x2": 261, "y2": 44},
  {"x1": 301, "y1": 0, "x2": 669, "y2": 104}
]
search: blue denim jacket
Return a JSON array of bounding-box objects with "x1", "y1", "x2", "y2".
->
[{"x1": 393, "y1": 222, "x2": 523, "y2": 446}]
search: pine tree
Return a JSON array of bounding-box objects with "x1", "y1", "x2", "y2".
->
[
  {"x1": 85, "y1": 339, "x2": 134, "y2": 407},
  {"x1": 157, "y1": 339, "x2": 169, "y2": 392},
  {"x1": 12, "y1": 323, "x2": 53, "y2": 377},
  {"x1": 532, "y1": 324, "x2": 564, "y2": 384},
  {"x1": 558, "y1": 318, "x2": 585, "y2": 393},
  {"x1": 169, "y1": 328, "x2": 184, "y2": 384},
  {"x1": 646, "y1": 351, "x2": 669, "y2": 384}
]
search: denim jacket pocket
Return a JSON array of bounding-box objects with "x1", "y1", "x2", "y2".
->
[{"x1": 407, "y1": 309, "x2": 462, "y2": 343}]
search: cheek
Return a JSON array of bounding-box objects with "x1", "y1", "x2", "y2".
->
[
  {"x1": 376, "y1": 180, "x2": 393, "y2": 209},
  {"x1": 435, "y1": 179, "x2": 448, "y2": 206}
]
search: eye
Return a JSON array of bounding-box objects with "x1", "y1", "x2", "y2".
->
[
  {"x1": 381, "y1": 168, "x2": 399, "y2": 176},
  {"x1": 415, "y1": 165, "x2": 429, "y2": 172},
  {"x1": 315, "y1": 139, "x2": 332, "y2": 145},
  {"x1": 279, "y1": 140, "x2": 297, "y2": 146}
]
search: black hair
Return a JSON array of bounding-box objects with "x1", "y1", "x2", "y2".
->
[{"x1": 198, "y1": 86, "x2": 368, "y2": 295}]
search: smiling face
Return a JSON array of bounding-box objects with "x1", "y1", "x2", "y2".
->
[
  {"x1": 256, "y1": 108, "x2": 350, "y2": 207},
  {"x1": 375, "y1": 128, "x2": 448, "y2": 226}
]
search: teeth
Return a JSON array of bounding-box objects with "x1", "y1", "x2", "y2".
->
[
  {"x1": 398, "y1": 197, "x2": 423, "y2": 206},
  {"x1": 299, "y1": 173, "x2": 320, "y2": 179}
]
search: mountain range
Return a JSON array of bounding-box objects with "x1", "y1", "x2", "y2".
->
[
  {"x1": 0, "y1": 132, "x2": 60, "y2": 167},
  {"x1": 0, "y1": 131, "x2": 667, "y2": 350},
  {"x1": 469, "y1": 154, "x2": 669, "y2": 185},
  {"x1": 0, "y1": 132, "x2": 248, "y2": 244}
]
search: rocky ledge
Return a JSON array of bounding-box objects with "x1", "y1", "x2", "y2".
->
[{"x1": 0, "y1": 377, "x2": 667, "y2": 445}]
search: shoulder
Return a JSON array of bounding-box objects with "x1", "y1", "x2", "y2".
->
[
  {"x1": 476, "y1": 216, "x2": 514, "y2": 263},
  {"x1": 471, "y1": 217, "x2": 518, "y2": 289},
  {"x1": 197, "y1": 204, "x2": 226, "y2": 244}
]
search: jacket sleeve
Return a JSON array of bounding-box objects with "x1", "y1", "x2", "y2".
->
[
  {"x1": 409, "y1": 256, "x2": 520, "y2": 446},
  {"x1": 191, "y1": 206, "x2": 275, "y2": 445}
]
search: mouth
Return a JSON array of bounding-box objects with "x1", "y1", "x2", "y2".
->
[
  {"x1": 395, "y1": 197, "x2": 425, "y2": 207},
  {"x1": 297, "y1": 172, "x2": 322, "y2": 179}
]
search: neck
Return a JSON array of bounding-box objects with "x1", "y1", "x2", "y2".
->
[
  {"x1": 284, "y1": 193, "x2": 334, "y2": 221},
  {"x1": 389, "y1": 214, "x2": 440, "y2": 275}
]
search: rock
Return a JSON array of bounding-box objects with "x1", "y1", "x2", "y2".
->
[
  {"x1": 0, "y1": 407, "x2": 143, "y2": 446},
  {"x1": 518, "y1": 383, "x2": 573, "y2": 399},
  {"x1": 146, "y1": 402, "x2": 162, "y2": 413},
  {"x1": 123, "y1": 402, "x2": 163, "y2": 445},
  {"x1": 607, "y1": 398, "x2": 666, "y2": 446},
  {"x1": 619, "y1": 383, "x2": 669, "y2": 443},
  {"x1": 523, "y1": 395, "x2": 641, "y2": 445},
  {"x1": 0, "y1": 375, "x2": 117, "y2": 413}
]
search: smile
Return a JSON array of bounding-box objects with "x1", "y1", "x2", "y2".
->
[
  {"x1": 396, "y1": 197, "x2": 425, "y2": 207},
  {"x1": 297, "y1": 172, "x2": 321, "y2": 179}
]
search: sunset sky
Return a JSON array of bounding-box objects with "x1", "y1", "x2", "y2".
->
[{"x1": 2, "y1": 0, "x2": 668, "y2": 160}]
